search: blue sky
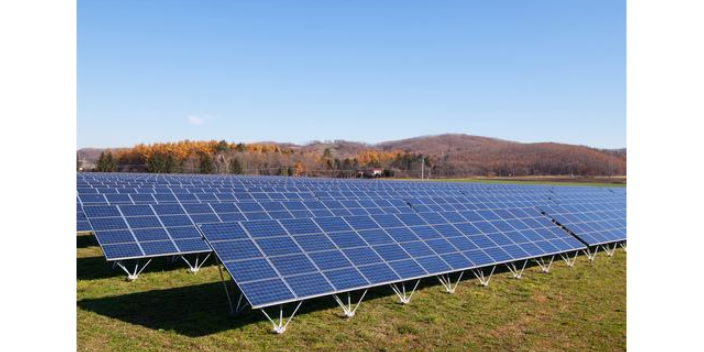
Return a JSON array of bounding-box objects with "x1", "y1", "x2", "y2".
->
[{"x1": 78, "y1": 0, "x2": 626, "y2": 149}]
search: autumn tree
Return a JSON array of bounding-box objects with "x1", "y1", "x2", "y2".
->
[
  {"x1": 200, "y1": 154, "x2": 215, "y2": 174},
  {"x1": 230, "y1": 158, "x2": 243, "y2": 174},
  {"x1": 216, "y1": 140, "x2": 230, "y2": 152},
  {"x1": 96, "y1": 151, "x2": 117, "y2": 172}
]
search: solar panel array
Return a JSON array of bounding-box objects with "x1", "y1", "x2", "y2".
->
[{"x1": 77, "y1": 173, "x2": 625, "y2": 310}]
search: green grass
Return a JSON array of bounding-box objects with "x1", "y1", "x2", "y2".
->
[{"x1": 78, "y1": 235, "x2": 626, "y2": 352}]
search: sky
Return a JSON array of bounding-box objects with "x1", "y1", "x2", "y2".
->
[{"x1": 78, "y1": 0, "x2": 626, "y2": 149}]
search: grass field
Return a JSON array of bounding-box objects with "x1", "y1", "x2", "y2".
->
[{"x1": 77, "y1": 234, "x2": 626, "y2": 352}]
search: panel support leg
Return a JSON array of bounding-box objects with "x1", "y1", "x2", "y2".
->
[
  {"x1": 620, "y1": 241, "x2": 627, "y2": 252},
  {"x1": 217, "y1": 260, "x2": 248, "y2": 316},
  {"x1": 583, "y1": 246, "x2": 599, "y2": 263},
  {"x1": 437, "y1": 271, "x2": 464, "y2": 293},
  {"x1": 472, "y1": 266, "x2": 496, "y2": 287},
  {"x1": 260, "y1": 302, "x2": 303, "y2": 334},
  {"x1": 560, "y1": 252, "x2": 578, "y2": 268},
  {"x1": 114, "y1": 259, "x2": 152, "y2": 281},
  {"x1": 180, "y1": 253, "x2": 212, "y2": 273},
  {"x1": 534, "y1": 256, "x2": 555, "y2": 273},
  {"x1": 602, "y1": 243, "x2": 618, "y2": 257},
  {"x1": 333, "y1": 289, "x2": 368, "y2": 318},
  {"x1": 505, "y1": 261, "x2": 527, "y2": 279},
  {"x1": 390, "y1": 279, "x2": 421, "y2": 304}
]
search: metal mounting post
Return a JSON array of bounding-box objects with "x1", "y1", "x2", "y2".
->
[
  {"x1": 390, "y1": 279, "x2": 421, "y2": 304},
  {"x1": 583, "y1": 246, "x2": 599, "y2": 262},
  {"x1": 505, "y1": 261, "x2": 528, "y2": 279},
  {"x1": 560, "y1": 252, "x2": 578, "y2": 268},
  {"x1": 602, "y1": 243, "x2": 618, "y2": 257},
  {"x1": 180, "y1": 253, "x2": 212, "y2": 273},
  {"x1": 260, "y1": 302, "x2": 303, "y2": 334},
  {"x1": 534, "y1": 256, "x2": 555, "y2": 273},
  {"x1": 472, "y1": 266, "x2": 496, "y2": 287},
  {"x1": 114, "y1": 259, "x2": 152, "y2": 281},
  {"x1": 217, "y1": 260, "x2": 248, "y2": 316},
  {"x1": 333, "y1": 289, "x2": 368, "y2": 318},
  {"x1": 620, "y1": 241, "x2": 627, "y2": 252},
  {"x1": 437, "y1": 271, "x2": 464, "y2": 293}
]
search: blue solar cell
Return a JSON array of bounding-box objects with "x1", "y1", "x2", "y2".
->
[
  {"x1": 83, "y1": 205, "x2": 121, "y2": 217},
  {"x1": 94, "y1": 230, "x2": 135, "y2": 245},
  {"x1": 440, "y1": 253, "x2": 473, "y2": 270},
  {"x1": 308, "y1": 250, "x2": 352, "y2": 270},
  {"x1": 225, "y1": 258, "x2": 278, "y2": 282},
  {"x1": 159, "y1": 215, "x2": 193, "y2": 227},
  {"x1": 328, "y1": 232, "x2": 367, "y2": 249},
  {"x1": 344, "y1": 216, "x2": 379, "y2": 230},
  {"x1": 152, "y1": 203, "x2": 185, "y2": 215},
  {"x1": 219, "y1": 213, "x2": 248, "y2": 222},
  {"x1": 434, "y1": 224, "x2": 463, "y2": 238},
  {"x1": 425, "y1": 238, "x2": 457, "y2": 254},
  {"x1": 415, "y1": 256, "x2": 451, "y2": 274},
  {"x1": 211, "y1": 240, "x2": 262, "y2": 260},
  {"x1": 373, "y1": 244, "x2": 409, "y2": 261},
  {"x1": 400, "y1": 241, "x2": 434, "y2": 257},
  {"x1": 119, "y1": 205, "x2": 155, "y2": 216},
  {"x1": 342, "y1": 247, "x2": 383, "y2": 266},
  {"x1": 314, "y1": 217, "x2": 353, "y2": 232},
  {"x1": 463, "y1": 249, "x2": 494, "y2": 266},
  {"x1": 418, "y1": 212, "x2": 447, "y2": 225},
  {"x1": 357, "y1": 229, "x2": 394, "y2": 245},
  {"x1": 323, "y1": 268, "x2": 369, "y2": 290},
  {"x1": 284, "y1": 273, "x2": 335, "y2": 297},
  {"x1": 280, "y1": 218, "x2": 321, "y2": 235},
  {"x1": 141, "y1": 240, "x2": 178, "y2": 256},
  {"x1": 166, "y1": 226, "x2": 201, "y2": 239},
  {"x1": 133, "y1": 228, "x2": 170, "y2": 241},
  {"x1": 210, "y1": 203, "x2": 240, "y2": 213},
  {"x1": 91, "y1": 217, "x2": 128, "y2": 231},
  {"x1": 243, "y1": 220, "x2": 289, "y2": 238},
  {"x1": 102, "y1": 243, "x2": 143, "y2": 259},
  {"x1": 388, "y1": 259, "x2": 427, "y2": 278},
  {"x1": 269, "y1": 254, "x2": 317, "y2": 276},
  {"x1": 237, "y1": 202, "x2": 264, "y2": 212},
  {"x1": 395, "y1": 213, "x2": 426, "y2": 226},
  {"x1": 293, "y1": 234, "x2": 337, "y2": 252},
  {"x1": 447, "y1": 236, "x2": 478, "y2": 251},
  {"x1": 239, "y1": 278, "x2": 295, "y2": 307},
  {"x1": 190, "y1": 214, "x2": 221, "y2": 224},
  {"x1": 411, "y1": 226, "x2": 442, "y2": 240},
  {"x1": 452, "y1": 223, "x2": 482, "y2": 236},
  {"x1": 370, "y1": 214, "x2": 404, "y2": 228},
  {"x1": 385, "y1": 227, "x2": 419, "y2": 243},
  {"x1": 174, "y1": 238, "x2": 210, "y2": 252},
  {"x1": 358, "y1": 263, "x2": 399, "y2": 284},
  {"x1": 483, "y1": 247, "x2": 512, "y2": 262},
  {"x1": 256, "y1": 237, "x2": 302, "y2": 256},
  {"x1": 125, "y1": 216, "x2": 162, "y2": 229}
]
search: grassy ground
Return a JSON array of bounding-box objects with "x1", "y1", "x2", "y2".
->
[{"x1": 77, "y1": 234, "x2": 626, "y2": 352}]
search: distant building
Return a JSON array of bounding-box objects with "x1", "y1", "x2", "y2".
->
[{"x1": 357, "y1": 168, "x2": 384, "y2": 178}]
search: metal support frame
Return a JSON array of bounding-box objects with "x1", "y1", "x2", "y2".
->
[
  {"x1": 583, "y1": 246, "x2": 599, "y2": 262},
  {"x1": 260, "y1": 302, "x2": 303, "y2": 334},
  {"x1": 602, "y1": 243, "x2": 618, "y2": 257},
  {"x1": 217, "y1": 260, "x2": 248, "y2": 316},
  {"x1": 333, "y1": 289, "x2": 368, "y2": 318},
  {"x1": 560, "y1": 252, "x2": 578, "y2": 268},
  {"x1": 390, "y1": 279, "x2": 421, "y2": 304},
  {"x1": 180, "y1": 253, "x2": 212, "y2": 273},
  {"x1": 620, "y1": 241, "x2": 627, "y2": 252},
  {"x1": 114, "y1": 258, "x2": 152, "y2": 281},
  {"x1": 472, "y1": 266, "x2": 496, "y2": 287},
  {"x1": 437, "y1": 271, "x2": 464, "y2": 293},
  {"x1": 534, "y1": 255, "x2": 555, "y2": 273},
  {"x1": 505, "y1": 261, "x2": 528, "y2": 279}
]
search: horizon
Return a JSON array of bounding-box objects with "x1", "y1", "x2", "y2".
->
[
  {"x1": 78, "y1": 0, "x2": 626, "y2": 149},
  {"x1": 76, "y1": 133, "x2": 626, "y2": 151}
]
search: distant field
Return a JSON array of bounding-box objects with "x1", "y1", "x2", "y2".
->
[
  {"x1": 77, "y1": 234, "x2": 626, "y2": 352},
  {"x1": 398, "y1": 176, "x2": 627, "y2": 188}
]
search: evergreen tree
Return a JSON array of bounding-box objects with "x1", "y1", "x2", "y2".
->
[
  {"x1": 235, "y1": 143, "x2": 246, "y2": 152},
  {"x1": 216, "y1": 140, "x2": 230, "y2": 152},
  {"x1": 200, "y1": 154, "x2": 215, "y2": 174},
  {"x1": 230, "y1": 158, "x2": 243, "y2": 174}
]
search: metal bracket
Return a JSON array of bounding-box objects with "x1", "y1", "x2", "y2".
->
[
  {"x1": 534, "y1": 255, "x2": 555, "y2": 273},
  {"x1": 620, "y1": 241, "x2": 627, "y2": 252},
  {"x1": 260, "y1": 302, "x2": 303, "y2": 334},
  {"x1": 333, "y1": 289, "x2": 368, "y2": 318},
  {"x1": 602, "y1": 243, "x2": 618, "y2": 257},
  {"x1": 506, "y1": 261, "x2": 528, "y2": 279},
  {"x1": 390, "y1": 279, "x2": 421, "y2": 304},
  {"x1": 560, "y1": 252, "x2": 578, "y2": 268},
  {"x1": 217, "y1": 260, "x2": 248, "y2": 316},
  {"x1": 437, "y1": 271, "x2": 464, "y2": 293},
  {"x1": 180, "y1": 253, "x2": 212, "y2": 273},
  {"x1": 472, "y1": 266, "x2": 496, "y2": 287},
  {"x1": 583, "y1": 246, "x2": 599, "y2": 262},
  {"x1": 114, "y1": 258, "x2": 152, "y2": 281}
]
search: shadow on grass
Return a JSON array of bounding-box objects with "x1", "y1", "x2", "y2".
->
[
  {"x1": 77, "y1": 233, "x2": 97, "y2": 248},
  {"x1": 77, "y1": 255, "x2": 217, "y2": 281},
  {"x1": 76, "y1": 260, "x2": 548, "y2": 337}
]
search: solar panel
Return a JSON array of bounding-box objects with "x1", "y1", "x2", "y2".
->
[
  {"x1": 200, "y1": 206, "x2": 586, "y2": 309},
  {"x1": 540, "y1": 201, "x2": 627, "y2": 246}
]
